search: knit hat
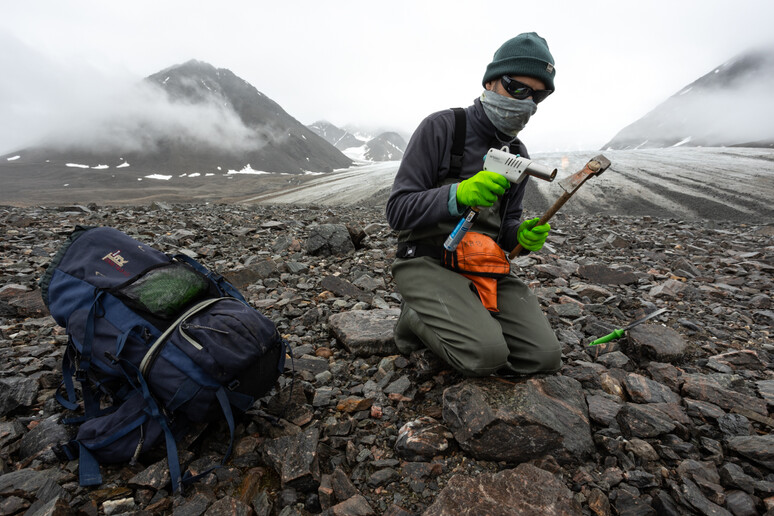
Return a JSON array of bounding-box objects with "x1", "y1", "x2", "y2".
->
[{"x1": 482, "y1": 32, "x2": 556, "y2": 91}]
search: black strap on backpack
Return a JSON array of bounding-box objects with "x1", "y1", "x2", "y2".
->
[
  {"x1": 447, "y1": 107, "x2": 466, "y2": 179},
  {"x1": 397, "y1": 107, "x2": 468, "y2": 260}
]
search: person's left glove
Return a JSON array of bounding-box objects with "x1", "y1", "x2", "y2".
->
[{"x1": 517, "y1": 217, "x2": 551, "y2": 252}]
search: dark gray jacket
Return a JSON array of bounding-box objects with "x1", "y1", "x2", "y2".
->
[{"x1": 385, "y1": 98, "x2": 530, "y2": 252}]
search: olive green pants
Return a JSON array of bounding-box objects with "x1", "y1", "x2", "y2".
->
[{"x1": 392, "y1": 256, "x2": 562, "y2": 377}]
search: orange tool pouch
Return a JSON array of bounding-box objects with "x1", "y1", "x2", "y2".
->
[{"x1": 441, "y1": 232, "x2": 510, "y2": 312}]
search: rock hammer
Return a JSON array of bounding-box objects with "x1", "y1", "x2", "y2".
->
[{"x1": 509, "y1": 154, "x2": 611, "y2": 259}]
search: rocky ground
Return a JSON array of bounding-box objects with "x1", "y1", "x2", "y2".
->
[{"x1": 1, "y1": 201, "x2": 773, "y2": 516}]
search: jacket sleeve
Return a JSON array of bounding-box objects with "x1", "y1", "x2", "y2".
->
[{"x1": 385, "y1": 112, "x2": 456, "y2": 231}]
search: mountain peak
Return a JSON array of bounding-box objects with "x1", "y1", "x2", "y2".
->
[
  {"x1": 2, "y1": 60, "x2": 352, "y2": 175},
  {"x1": 603, "y1": 46, "x2": 774, "y2": 150}
]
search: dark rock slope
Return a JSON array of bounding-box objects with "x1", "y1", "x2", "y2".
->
[
  {"x1": 0, "y1": 60, "x2": 352, "y2": 176},
  {"x1": 1, "y1": 202, "x2": 773, "y2": 515}
]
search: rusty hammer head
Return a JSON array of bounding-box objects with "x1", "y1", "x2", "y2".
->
[{"x1": 557, "y1": 154, "x2": 611, "y2": 195}]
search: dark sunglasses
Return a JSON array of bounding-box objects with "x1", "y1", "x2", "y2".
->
[{"x1": 500, "y1": 75, "x2": 553, "y2": 104}]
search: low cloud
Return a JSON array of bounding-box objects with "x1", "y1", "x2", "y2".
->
[
  {"x1": 653, "y1": 78, "x2": 774, "y2": 145},
  {"x1": 0, "y1": 32, "x2": 268, "y2": 155},
  {"x1": 611, "y1": 54, "x2": 774, "y2": 148},
  {"x1": 40, "y1": 81, "x2": 269, "y2": 154}
]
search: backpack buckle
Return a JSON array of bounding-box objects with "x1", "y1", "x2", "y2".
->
[
  {"x1": 75, "y1": 369, "x2": 88, "y2": 382},
  {"x1": 227, "y1": 379, "x2": 240, "y2": 391}
]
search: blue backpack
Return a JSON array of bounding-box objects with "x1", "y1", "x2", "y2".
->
[{"x1": 40, "y1": 226, "x2": 286, "y2": 492}]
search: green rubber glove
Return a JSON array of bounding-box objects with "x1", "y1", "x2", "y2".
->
[
  {"x1": 517, "y1": 217, "x2": 551, "y2": 252},
  {"x1": 456, "y1": 171, "x2": 510, "y2": 207}
]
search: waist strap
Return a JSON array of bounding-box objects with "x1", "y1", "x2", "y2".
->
[{"x1": 396, "y1": 241, "x2": 443, "y2": 260}]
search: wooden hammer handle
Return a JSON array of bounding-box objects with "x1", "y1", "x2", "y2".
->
[{"x1": 508, "y1": 191, "x2": 572, "y2": 259}]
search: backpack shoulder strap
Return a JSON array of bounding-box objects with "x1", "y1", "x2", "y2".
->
[{"x1": 447, "y1": 107, "x2": 466, "y2": 179}]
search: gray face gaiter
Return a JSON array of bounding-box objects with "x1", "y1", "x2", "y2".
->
[{"x1": 480, "y1": 89, "x2": 538, "y2": 137}]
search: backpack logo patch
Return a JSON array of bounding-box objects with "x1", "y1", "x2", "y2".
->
[{"x1": 102, "y1": 250, "x2": 129, "y2": 275}]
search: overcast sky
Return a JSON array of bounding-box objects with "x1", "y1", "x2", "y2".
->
[{"x1": 2, "y1": 0, "x2": 774, "y2": 155}]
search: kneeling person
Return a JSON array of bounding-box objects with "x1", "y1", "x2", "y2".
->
[{"x1": 385, "y1": 32, "x2": 562, "y2": 377}]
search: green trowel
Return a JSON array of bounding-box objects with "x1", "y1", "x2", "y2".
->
[{"x1": 588, "y1": 308, "x2": 668, "y2": 346}]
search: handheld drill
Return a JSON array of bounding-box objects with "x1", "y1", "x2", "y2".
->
[{"x1": 443, "y1": 147, "x2": 557, "y2": 252}]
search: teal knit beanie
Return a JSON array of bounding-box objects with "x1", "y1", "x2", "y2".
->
[{"x1": 482, "y1": 32, "x2": 556, "y2": 91}]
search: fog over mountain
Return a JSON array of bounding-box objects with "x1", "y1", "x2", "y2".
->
[
  {"x1": 604, "y1": 46, "x2": 774, "y2": 150},
  {"x1": 1, "y1": 60, "x2": 351, "y2": 175}
]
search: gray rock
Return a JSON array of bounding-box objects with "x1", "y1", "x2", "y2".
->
[
  {"x1": 328, "y1": 309, "x2": 400, "y2": 357},
  {"x1": 727, "y1": 434, "x2": 774, "y2": 469},
  {"x1": 366, "y1": 468, "x2": 399, "y2": 488},
  {"x1": 0, "y1": 469, "x2": 66, "y2": 502},
  {"x1": 625, "y1": 438, "x2": 660, "y2": 462},
  {"x1": 573, "y1": 283, "x2": 613, "y2": 301},
  {"x1": 676, "y1": 478, "x2": 732, "y2": 516},
  {"x1": 616, "y1": 403, "x2": 676, "y2": 438},
  {"x1": 384, "y1": 375, "x2": 411, "y2": 396},
  {"x1": 681, "y1": 374, "x2": 768, "y2": 416},
  {"x1": 224, "y1": 261, "x2": 278, "y2": 288},
  {"x1": 352, "y1": 274, "x2": 385, "y2": 292},
  {"x1": 577, "y1": 264, "x2": 638, "y2": 285},
  {"x1": 204, "y1": 496, "x2": 252, "y2": 516},
  {"x1": 262, "y1": 427, "x2": 321, "y2": 491},
  {"x1": 622, "y1": 372, "x2": 682, "y2": 404},
  {"x1": 708, "y1": 350, "x2": 769, "y2": 371},
  {"x1": 649, "y1": 279, "x2": 687, "y2": 298},
  {"x1": 443, "y1": 376, "x2": 594, "y2": 465},
  {"x1": 320, "y1": 275, "x2": 371, "y2": 301},
  {"x1": 596, "y1": 350, "x2": 635, "y2": 370},
  {"x1": 623, "y1": 324, "x2": 688, "y2": 363},
  {"x1": 25, "y1": 495, "x2": 71, "y2": 516},
  {"x1": 718, "y1": 462, "x2": 755, "y2": 494},
  {"x1": 0, "y1": 376, "x2": 40, "y2": 416},
  {"x1": 756, "y1": 379, "x2": 774, "y2": 408},
  {"x1": 612, "y1": 488, "x2": 657, "y2": 515},
  {"x1": 724, "y1": 490, "x2": 758, "y2": 516},
  {"x1": 423, "y1": 463, "x2": 582, "y2": 516},
  {"x1": 306, "y1": 224, "x2": 355, "y2": 256},
  {"x1": 0, "y1": 420, "x2": 26, "y2": 447},
  {"x1": 716, "y1": 413, "x2": 751, "y2": 437},
  {"x1": 330, "y1": 494, "x2": 374, "y2": 515},
  {"x1": 586, "y1": 392, "x2": 623, "y2": 426},
  {"x1": 173, "y1": 492, "x2": 212, "y2": 516},
  {"x1": 128, "y1": 457, "x2": 171, "y2": 490},
  {"x1": 18, "y1": 416, "x2": 69, "y2": 462},
  {"x1": 548, "y1": 302, "x2": 583, "y2": 318}
]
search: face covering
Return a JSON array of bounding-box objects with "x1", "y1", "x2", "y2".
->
[{"x1": 480, "y1": 89, "x2": 537, "y2": 137}]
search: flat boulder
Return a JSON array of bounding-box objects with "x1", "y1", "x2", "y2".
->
[
  {"x1": 442, "y1": 376, "x2": 594, "y2": 465},
  {"x1": 727, "y1": 434, "x2": 774, "y2": 470},
  {"x1": 622, "y1": 324, "x2": 687, "y2": 363},
  {"x1": 577, "y1": 264, "x2": 638, "y2": 285},
  {"x1": 423, "y1": 463, "x2": 582, "y2": 516},
  {"x1": 681, "y1": 373, "x2": 768, "y2": 416},
  {"x1": 328, "y1": 309, "x2": 400, "y2": 357}
]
